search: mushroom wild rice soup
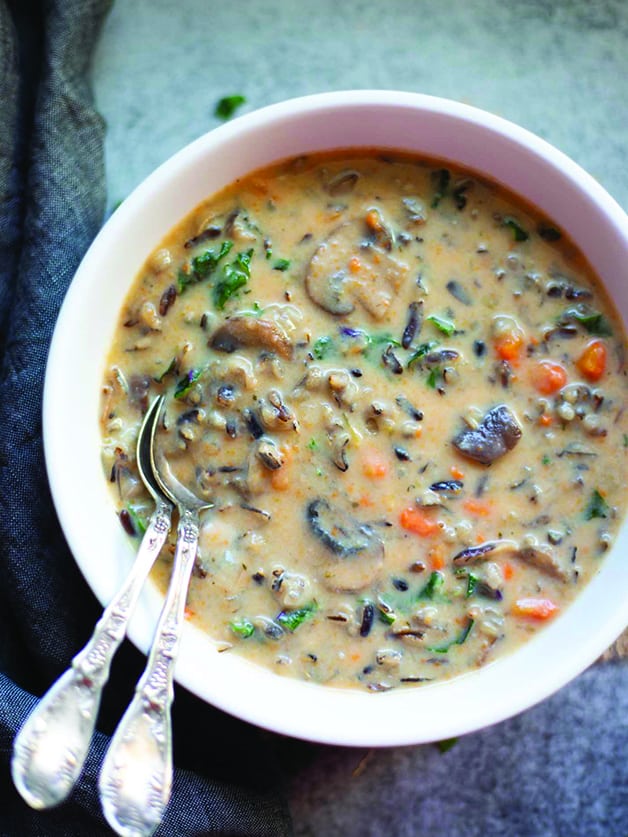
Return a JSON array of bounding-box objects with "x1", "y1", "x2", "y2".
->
[{"x1": 101, "y1": 150, "x2": 627, "y2": 692}]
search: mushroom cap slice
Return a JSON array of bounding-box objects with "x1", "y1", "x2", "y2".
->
[
  {"x1": 307, "y1": 498, "x2": 385, "y2": 592},
  {"x1": 452, "y1": 404, "x2": 522, "y2": 465},
  {"x1": 210, "y1": 316, "x2": 293, "y2": 359},
  {"x1": 305, "y1": 220, "x2": 409, "y2": 320}
]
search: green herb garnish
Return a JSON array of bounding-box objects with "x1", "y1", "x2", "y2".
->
[
  {"x1": 559, "y1": 305, "x2": 612, "y2": 337},
  {"x1": 192, "y1": 240, "x2": 233, "y2": 279},
  {"x1": 428, "y1": 618, "x2": 474, "y2": 653},
  {"x1": 542, "y1": 454, "x2": 552, "y2": 466},
  {"x1": 417, "y1": 571, "x2": 447, "y2": 601},
  {"x1": 584, "y1": 489, "x2": 609, "y2": 520},
  {"x1": 126, "y1": 505, "x2": 147, "y2": 536},
  {"x1": 307, "y1": 438, "x2": 319, "y2": 450},
  {"x1": 407, "y1": 341, "x2": 438, "y2": 368},
  {"x1": 313, "y1": 335, "x2": 334, "y2": 360},
  {"x1": 427, "y1": 315, "x2": 456, "y2": 336},
  {"x1": 154, "y1": 356, "x2": 177, "y2": 383},
  {"x1": 215, "y1": 94, "x2": 246, "y2": 120},
  {"x1": 273, "y1": 258, "x2": 291, "y2": 272},
  {"x1": 276, "y1": 602, "x2": 317, "y2": 632},
  {"x1": 426, "y1": 368, "x2": 439, "y2": 389},
  {"x1": 214, "y1": 248, "x2": 253, "y2": 309},
  {"x1": 177, "y1": 240, "x2": 233, "y2": 292},
  {"x1": 229, "y1": 619, "x2": 255, "y2": 638},
  {"x1": 503, "y1": 216, "x2": 529, "y2": 242},
  {"x1": 174, "y1": 368, "x2": 202, "y2": 399}
]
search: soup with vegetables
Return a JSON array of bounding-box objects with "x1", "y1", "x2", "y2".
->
[{"x1": 101, "y1": 150, "x2": 627, "y2": 692}]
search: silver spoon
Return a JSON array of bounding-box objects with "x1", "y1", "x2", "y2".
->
[
  {"x1": 11, "y1": 395, "x2": 173, "y2": 809},
  {"x1": 99, "y1": 398, "x2": 213, "y2": 837}
]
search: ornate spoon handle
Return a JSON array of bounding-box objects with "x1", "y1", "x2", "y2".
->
[
  {"x1": 11, "y1": 500, "x2": 172, "y2": 810},
  {"x1": 98, "y1": 507, "x2": 200, "y2": 837}
]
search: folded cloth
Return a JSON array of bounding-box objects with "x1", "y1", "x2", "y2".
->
[{"x1": 0, "y1": 1, "x2": 292, "y2": 834}]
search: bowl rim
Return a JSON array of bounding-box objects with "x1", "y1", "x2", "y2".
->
[{"x1": 43, "y1": 90, "x2": 628, "y2": 747}]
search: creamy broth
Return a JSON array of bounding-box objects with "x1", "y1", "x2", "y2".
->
[{"x1": 101, "y1": 151, "x2": 627, "y2": 691}]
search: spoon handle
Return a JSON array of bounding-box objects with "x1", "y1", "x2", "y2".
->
[
  {"x1": 98, "y1": 507, "x2": 200, "y2": 837},
  {"x1": 11, "y1": 500, "x2": 172, "y2": 810}
]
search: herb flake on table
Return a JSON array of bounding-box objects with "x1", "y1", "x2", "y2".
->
[{"x1": 215, "y1": 94, "x2": 247, "y2": 120}]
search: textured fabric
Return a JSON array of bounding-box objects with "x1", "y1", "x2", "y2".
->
[{"x1": 0, "y1": 2, "x2": 292, "y2": 834}]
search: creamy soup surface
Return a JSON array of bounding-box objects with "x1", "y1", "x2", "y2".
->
[{"x1": 101, "y1": 150, "x2": 627, "y2": 692}]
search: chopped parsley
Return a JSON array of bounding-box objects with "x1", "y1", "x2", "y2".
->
[
  {"x1": 229, "y1": 619, "x2": 255, "y2": 638},
  {"x1": 407, "y1": 341, "x2": 438, "y2": 368},
  {"x1": 215, "y1": 94, "x2": 246, "y2": 121},
  {"x1": 276, "y1": 602, "x2": 317, "y2": 632},
  {"x1": 273, "y1": 258, "x2": 291, "y2": 272},
  {"x1": 313, "y1": 335, "x2": 334, "y2": 360},
  {"x1": 178, "y1": 240, "x2": 233, "y2": 292},
  {"x1": 502, "y1": 216, "x2": 529, "y2": 242},
  {"x1": 417, "y1": 571, "x2": 447, "y2": 601},
  {"x1": 559, "y1": 305, "x2": 613, "y2": 337},
  {"x1": 584, "y1": 489, "x2": 609, "y2": 520},
  {"x1": 428, "y1": 618, "x2": 474, "y2": 653},
  {"x1": 174, "y1": 368, "x2": 202, "y2": 399},
  {"x1": 427, "y1": 314, "x2": 456, "y2": 336},
  {"x1": 214, "y1": 249, "x2": 253, "y2": 309}
]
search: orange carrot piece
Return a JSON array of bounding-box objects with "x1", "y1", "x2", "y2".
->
[
  {"x1": 463, "y1": 498, "x2": 494, "y2": 517},
  {"x1": 450, "y1": 464, "x2": 465, "y2": 480},
  {"x1": 428, "y1": 544, "x2": 446, "y2": 570},
  {"x1": 576, "y1": 339, "x2": 607, "y2": 381},
  {"x1": 494, "y1": 332, "x2": 524, "y2": 363},
  {"x1": 348, "y1": 256, "x2": 361, "y2": 274},
  {"x1": 362, "y1": 449, "x2": 389, "y2": 478},
  {"x1": 512, "y1": 597, "x2": 558, "y2": 620},
  {"x1": 399, "y1": 507, "x2": 440, "y2": 537},
  {"x1": 538, "y1": 413, "x2": 554, "y2": 427},
  {"x1": 530, "y1": 360, "x2": 568, "y2": 394},
  {"x1": 502, "y1": 562, "x2": 514, "y2": 581}
]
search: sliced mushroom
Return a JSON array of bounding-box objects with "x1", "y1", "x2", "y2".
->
[
  {"x1": 452, "y1": 538, "x2": 568, "y2": 581},
  {"x1": 305, "y1": 220, "x2": 409, "y2": 319},
  {"x1": 517, "y1": 542, "x2": 569, "y2": 581},
  {"x1": 307, "y1": 499, "x2": 384, "y2": 592},
  {"x1": 210, "y1": 316, "x2": 293, "y2": 359},
  {"x1": 452, "y1": 404, "x2": 522, "y2": 465}
]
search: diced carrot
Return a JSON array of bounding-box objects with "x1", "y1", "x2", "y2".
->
[
  {"x1": 530, "y1": 359, "x2": 568, "y2": 395},
  {"x1": 358, "y1": 494, "x2": 375, "y2": 507},
  {"x1": 576, "y1": 339, "x2": 607, "y2": 381},
  {"x1": 348, "y1": 256, "x2": 361, "y2": 274},
  {"x1": 463, "y1": 498, "x2": 494, "y2": 517},
  {"x1": 494, "y1": 332, "x2": 524, "y2": 363},
  {"x1": 450, "y1": 464, "x2": 465, "y2": 480},
  {"x1": 538, "y1": 413, "x2": 554, "y2": 427},
  {"x1": 350, "y1": 652, "x2": 362, "y2": 663},
  {"x1": 502, "y1": 562, "x2": 514, "y2": 581},
  {"x1": 362, "y1": 449, "x2": 389, "y2": 478},
  {"x1": 428, "y1": 544, "x2": 446, "y2": 570},
  {"x1": 512, "y1": 597, "x2": 558, "y2": 620},
  {"x1": 184, "y1": 606, "x2": 195, "y2": 620},
  {"x1": 365, "y1": 208, "x2": 384, "y2": 232},
  {"x1": 399, "y1": 507, "x2": 440, "y2": 537}
]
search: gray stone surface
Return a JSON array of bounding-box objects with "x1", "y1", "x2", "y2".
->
[{"x1": 91, "y1": 2, "x2": 628, "y2": 834}]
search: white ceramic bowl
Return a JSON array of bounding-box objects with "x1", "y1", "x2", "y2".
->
[{"x1": 44, "y1": 91, "x2": 628, "y2": 746}]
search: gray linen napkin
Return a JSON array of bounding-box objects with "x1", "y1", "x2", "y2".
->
[{"x1": 0, "y1": 1, "x2": 292, "y2": 834}]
